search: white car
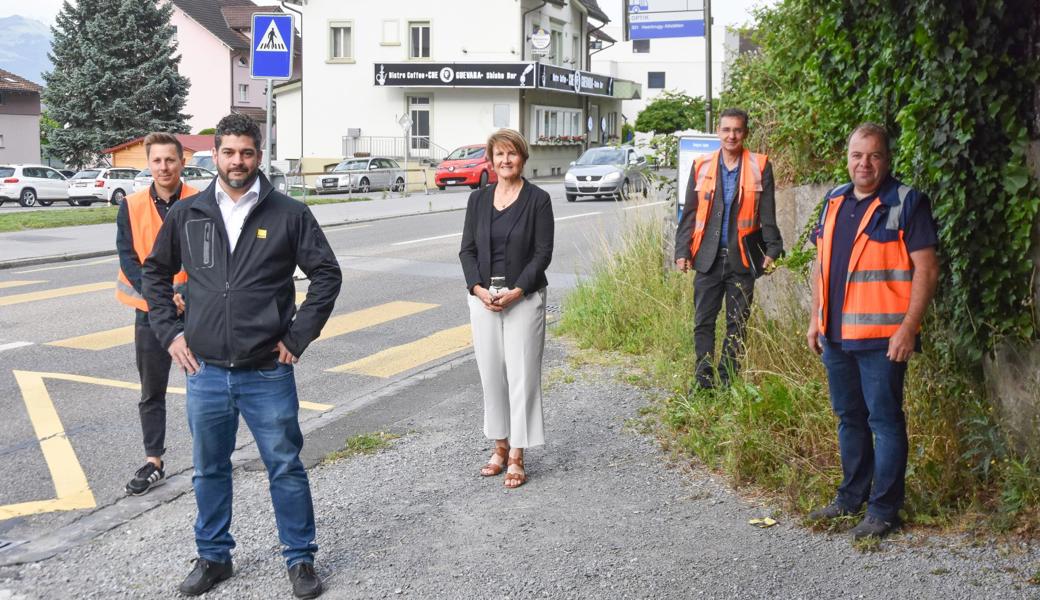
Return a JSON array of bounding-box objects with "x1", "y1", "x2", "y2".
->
[
  {"x1": 0, "y1": 164, "x2": 71, "y2": 207},
  {"x1": 67, "y1": 167, "x2": 139, "y2": 206},
  {"x1": 132, "y1": 166, "x2": 216, "y2": 193}
]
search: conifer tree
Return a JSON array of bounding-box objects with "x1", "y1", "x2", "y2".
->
[{"x1": 43, "y1": 0, "x2": 190, "y2": 167}]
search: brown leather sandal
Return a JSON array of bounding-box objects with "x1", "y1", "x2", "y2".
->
[
  {"x1": 480, "y1": 446, "x2": 509, "y2": 477},
  {"x1": 504, "y1": 456, "x2": 527, "y2": 488}
]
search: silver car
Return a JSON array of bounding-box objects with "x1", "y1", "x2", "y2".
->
[
  {"x1": 564, "y1": 146, "x2": 648, "y2": 202},
  {"x1": 132, "y1": 166, "x2": 216, "y2": 193},
  {"x1": 317, "y1": 157, "x2": 405, "y2": 194}
]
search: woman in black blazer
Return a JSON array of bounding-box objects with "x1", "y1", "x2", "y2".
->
[{"x1": 459, "y1": 129, "x2": 554, "y2": 489}]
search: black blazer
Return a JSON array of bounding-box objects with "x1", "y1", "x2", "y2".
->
[{"x1": 459, "y1": 179, "x2": 554, "y2": 295}]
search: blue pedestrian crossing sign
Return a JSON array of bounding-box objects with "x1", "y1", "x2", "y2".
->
[{"x1": 250, "y1": 13, "x2": 294, "y2": 80}]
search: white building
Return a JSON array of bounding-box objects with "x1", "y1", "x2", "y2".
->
[
  {"x1": 591, "y1": 2, "x2": 723, "y2": 122},
  {"x1": 276, "y1": 0, "x2": 640, "y2": 178}
]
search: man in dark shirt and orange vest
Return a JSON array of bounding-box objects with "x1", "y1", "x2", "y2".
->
[
  {"x1": 675, "y1": 108, "x2": 783, "y2": 388},
  {"x1": 115, "y1": 132, "x2": 199, "y2": 495},
  {"x1": 806, "y1": 123, "x2": 939, "y2": 540}
]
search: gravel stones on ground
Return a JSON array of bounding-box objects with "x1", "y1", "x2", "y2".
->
[{"x1": 1, "y1": 339, "x2": 1038, "y2": 599}]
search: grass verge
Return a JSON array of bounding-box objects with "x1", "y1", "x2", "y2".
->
[
  {"x1": 322, "y1": 431, "x2": 400, "y2": 464},
  {"x1": 0, "y1": 205, "x2": 119, "y2": 232},
  {"x1": 557, "y1": 210, "x2": 1040, "y2": 534},
  {"x1": 0, "y1": 195, "x2": 371, "y2": 233}
]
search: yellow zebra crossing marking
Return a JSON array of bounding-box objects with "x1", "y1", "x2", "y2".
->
[
  {"x1": 0, "y1": 282, "x2": 114, "y2": 307},
  {"x1": 0, "y1": 369, "x2": 331, "y2": 520},
  {"x1": 327, "y1": 324, "x2": 472, "y2": 378},
  {"x1": 49, "y1": 326, "x2": 135, "y2": 351},
  {"x1": 313, "y1": 301, "x2": 438, "y2": 343},
  {"x1": 0, "y1": 280, "x2": 45, "y2": 290}
]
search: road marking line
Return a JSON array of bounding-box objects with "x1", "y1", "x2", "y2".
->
[
  {"x1": 555, "y1": 211, "x2": 601, "y2": 221},
  {"x1": 0, "y1": 341, "x2": 34, "y2": 352},
  {"x1": 623, "y1": 201, "x2": 668, "y2": 210},
  {"x1": 0, "y1": 370, "x2": 330, "y2": 520},
  {"x1": 314, "y1": 301, "x2": 438, "y2": 343},
  {"x1": 391, "y1": 232, "x2": 462, "y2": 246},
  {"x1": 14, "y1": 257, "x2": 117, "y2": 274},
  {"x1": 0, "y1": 280, "x2": 45, "y2": 290},
  {"x1": 327, "y1": 324, "x2": 472, "y2": 378},
  {"x1": 1, "y1": 371, "x2": 97, "y2": 520},
  {"x1": 0, "y1": 282, "x2": 115, "y2": 307},
  {"x1": 48, "y1": 326, "x2": 135, "y2": 351}
]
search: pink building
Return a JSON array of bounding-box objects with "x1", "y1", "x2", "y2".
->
[{"x1": 168, "y1": 0, "x2": 302, "y2": 146}]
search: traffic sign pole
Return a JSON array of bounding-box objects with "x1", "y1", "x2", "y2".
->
[
  {"x1": 264, "y1": 79, "x2": 273, "y2": 176},
  {"x1": 250, "y1": 13, "x2": 294, "y2": 180}
]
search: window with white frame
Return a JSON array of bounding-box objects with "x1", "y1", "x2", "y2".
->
[
  {"x1": 530, "y1": 105, "x2": 583, "y2": 143},
  {"x1": 382, "y1": 19, "x2": 400, "y2": 45},
  {"x1": 633, "y1": 39, "x2": 650, "y2": 53},
  {"x1": 571, "y1": 34, "x2": 580, "y2": 67},
  {"x1": 606, "y1": 112, "x2": 619, "y2": 139},
  {"x1": 409, "y1": 21, "x2": 431, "y2": 59},
  {"x1": 329, "y1": 21, "x2": 354, "y2": 61},
  {"x1": 551, "y1": 29, "x2": 564, "y2": 66},
  {"x1": 648, "y1": 71, "x2": 666, "y2": 89},
  {"x1": 237, "y1": 84, "x2": 249, "y2": 102}
]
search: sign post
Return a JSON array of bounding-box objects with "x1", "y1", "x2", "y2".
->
[{"x1": 250, "y1": 13, "x2": 295, "y2": 177}]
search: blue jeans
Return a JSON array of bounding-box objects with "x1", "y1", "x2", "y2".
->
[
  {"x1": 820, "y1": 338, "x2": 908, "y2": 522},
  {"x1": 185, "y1": 360, "x2": 317, "y2": 567}
]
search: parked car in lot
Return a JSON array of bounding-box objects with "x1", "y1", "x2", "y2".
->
[
  {"x1": 317, "y1": 157, "x2": 404, "y2": 194},
  {"x1": 564, "y1": 146, "x2": 648, "y2": 202},
  {"x1": 132, "y1": 165, "x2": 216, "y2": 193},
  {"x1": 67, "y1": 167, "x2": 139, "y2": 205},
  {"x1": 435, "y1": 144, "x2": 497, "y2": 190},
  {"x1": 187, "y1": 150, "x2": 215, "y2": 172},
  {"x1": 59, "y1": 169, "x2": 76, "y2": 179},
  {"x1": 0, "y1": 164, "x2": 71, "y2": 207}
]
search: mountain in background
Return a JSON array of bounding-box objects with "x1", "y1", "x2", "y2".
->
[{"x1": 0, "y1": 15, "x2": 52, "y2": 85}]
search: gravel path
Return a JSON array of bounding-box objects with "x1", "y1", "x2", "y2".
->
[{"x1": 1, "y1": 338, "x2": 1037, "y2": 599}]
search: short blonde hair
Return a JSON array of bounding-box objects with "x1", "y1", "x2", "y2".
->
[
  {"x1": 486, "y1": 129, "x2": 529, "y2": 165},
  {"x1": 144, "y1": 132, "x2": 183, "y2": 158}
]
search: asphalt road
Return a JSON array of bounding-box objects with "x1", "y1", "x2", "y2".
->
[{"x1": 0, "y1": 182, "x2": 669, "y2": 558}]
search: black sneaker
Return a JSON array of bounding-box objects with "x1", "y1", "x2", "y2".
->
[
  {"x1": 288, "y1": 562, "x2": 323, "y2": 599},
  {"x1": 807, "y1": 501, "x2": 855, "y2": 521},
  {"x1": 178, "y1": 558, "x2": 233, "y2": 596},
  {"x1": 850, "y1": 514, "x2": 898, "y2": 541},
  {"x1": 125, "y1": 461, "x2": 166, "y2": 496}
]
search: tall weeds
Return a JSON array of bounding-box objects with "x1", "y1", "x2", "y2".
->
[{"x1": 559, "y1": 213, "x2": 1038, "y2": 530}]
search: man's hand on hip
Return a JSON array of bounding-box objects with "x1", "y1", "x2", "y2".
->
[
  {"x1": 275, "y1": 340, "x2": 299, "y2": 364},
  {"x1": 168, "y1": 335, "x2": 199, "y2": 374},
  {"x1": 887, "y1": 325, "x2": 915, "y2": 362}
]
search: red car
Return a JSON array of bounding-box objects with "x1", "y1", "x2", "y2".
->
[{"x1": 435, "y1": 145, "x2": 498, "y2": 190}]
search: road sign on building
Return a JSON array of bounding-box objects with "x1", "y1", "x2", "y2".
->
[
  {"x1": 625, "y1": 0, "x2": 705, "y2": 40},
  {"x1": 251, "y1": 13, "x2": 294, "y2": 80}
]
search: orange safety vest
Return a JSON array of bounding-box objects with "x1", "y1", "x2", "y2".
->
[
  {"x1": 815, "y1": 182, "x2": 915, "y2": 341},
  {"x1": 688, "y1": 148, "x2": 768, "y2": 268},
  {"x1": 115, "y1": 184, "x2": 198, "y2": 311}
]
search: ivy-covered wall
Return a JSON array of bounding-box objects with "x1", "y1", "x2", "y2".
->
[{"x1": 724, "y1": 0, "x2": 1040, "y2": 360}]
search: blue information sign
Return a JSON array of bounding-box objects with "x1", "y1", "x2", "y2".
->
[
  {"x1": 627, "y1": 0, "x2": 705, "y2": 40},
  {"x1": 250, "y1": 14, "x2": 294, "y2": 80}
]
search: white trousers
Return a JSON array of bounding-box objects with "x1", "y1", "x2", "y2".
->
[{"x1": 467, "y1": 288, "x2": 547, "y2": 448}]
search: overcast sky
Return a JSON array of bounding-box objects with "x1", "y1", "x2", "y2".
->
[{"x1": 0, "y1": 0, "x2": 67, "y2": 24}]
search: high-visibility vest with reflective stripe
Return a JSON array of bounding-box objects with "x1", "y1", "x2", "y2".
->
[
  {"x1": 115, "y1": 184, "x2": 198, "y2": 311},
  {"x1": 815, "y1": 182, "x2": 916, "y2": 341},
  {"x1": 688, "y1": 148, "x2": 768, "y2": 268}
]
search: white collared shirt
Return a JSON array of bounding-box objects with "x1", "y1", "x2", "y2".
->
[{"x1": 215, "y1": 176, "x2": 261, "y2": 253}]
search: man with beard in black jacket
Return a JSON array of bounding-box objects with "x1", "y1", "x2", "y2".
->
[{"x1": 142, "y1": 114, "x2": 341, "y2": 599}]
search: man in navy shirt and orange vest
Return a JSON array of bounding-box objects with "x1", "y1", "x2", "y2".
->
[
  {"x1": 675, "y1": 108, "x2": 784, "y2": 388},
  {"x1": 115, "y1": 132, "x2": 199, "y2": 495},
  {"x1": 806, "y1": 123, "x2": 939, "y2": 540}
]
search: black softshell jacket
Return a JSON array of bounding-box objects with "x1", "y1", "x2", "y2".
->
[{"x1": 142, "y1": 174, "x2": 341, "y2": 368}]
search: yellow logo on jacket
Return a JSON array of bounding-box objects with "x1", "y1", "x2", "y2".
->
[{"x1": 257, "y1": 228, "x2": 267, "y2": 239}]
